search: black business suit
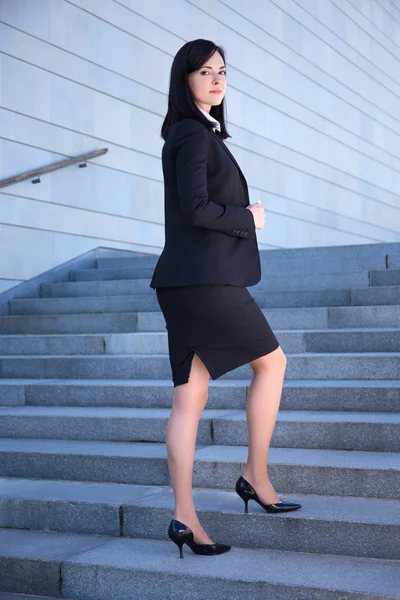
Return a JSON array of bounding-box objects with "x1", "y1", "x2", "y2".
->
[
  {"x1": 150, "y1": 116, "x2": 279, "y2": 387},
  {"x1": 149, "y1": 118, "x2": 261, "y2": 289}
]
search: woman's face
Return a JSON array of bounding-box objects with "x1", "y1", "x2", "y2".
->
[{"x1": 188, "y1": 51, "x2": 226, "y2": 113}]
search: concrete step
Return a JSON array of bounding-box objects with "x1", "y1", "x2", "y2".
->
[
  {"x1": 1, "y1": 379, "x2": 398, "y2": 412},
  {"x1": 40, "y1": 277, "x2": 400, "y2": 307},
  {"x1": 0, "y1": 478, "x2": 399, "y2": 560},
  {"x1": 1, "y1": 304, "x2": 400, "y2": 334},
  {"x1": 389, "y1": 253, "x2": 400, "y2": 268},
  {"x1": 0, "y1": 439, "x2": 398, "y2": 498},
  {"x1": 0, "y1": 406, "x2": 216, "y2": 445},
  {"x1": 9, "y1": 287, "x2": 400, "y2": 321},
  {"x1": 211, "y1": 409, "x2": 400, "y2": 451},
  {"x1": 42, "y1": 279, "x2": 354, "y2": 305},
  {"x1": 10, "y1": 293, "x2": 159, "y2": 313},
  {"x1": 372, "y1": 269, "x2": 400, "y2": 286},
  {"x1": 0, "y1": 406, "x2": 398, "y2": 451},
  {"x1": 0, "y1": 328, "x2": 398, "y2": 355},
  {"x1": 95, "y1": 245, "x2": 399, "y2": 271},
  {"x1": 257, "y1": 240, "x2": 400, "y2": 260},
  {"x1": 1, "y1": 528, "x2": 399, "y2": 599},
  {"x1": 324, "y1": 303, "x2": 400, "y2": 327},
  {"x1": 0, "y1": 352, "x2": 399, "y2": 380},
  {"x1": 68, "y1": 269, "x2": 383, "y2": 293},
  {"x1": 96, "y1": 254, "x2": 388, "y2": 273},
  {"x1": 0, "y1": 529, "x2": 111, "y2": 598},
  {"x1": 0, "y1": 311, "x2": 147, "y2": 334},
  {"x1": 97, "y1": 255, "x2": 158, "y2": 269},
  {"x1": 352, "y1": 284, "x2": 400, "y2": 306},
  {"x1": 66, "y1": 267, "x2": 400, "y2": 292},
  {"x1": 0, "y1": 594, "x2": 70, "y2": 600}
]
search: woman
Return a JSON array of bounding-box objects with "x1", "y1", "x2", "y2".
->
[{"x1": 150, "y1": 39, "x2": 301, "y2": 559}]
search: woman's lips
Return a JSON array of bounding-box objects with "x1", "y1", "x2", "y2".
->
[{"x1": 210, "y1": 90, "x2": 222, "y2": 94}]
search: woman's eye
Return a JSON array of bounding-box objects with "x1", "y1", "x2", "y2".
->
[{"x1": 201, "y1": 71, "x2": 226, "y2": 75}]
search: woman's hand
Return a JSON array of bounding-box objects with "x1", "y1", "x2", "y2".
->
[{"x1": 246, "y1": 201, "x2": 265, "y2": 230}]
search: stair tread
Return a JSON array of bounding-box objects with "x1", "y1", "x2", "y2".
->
[
  {"x1": 0, "y1": 378, "x2": 399, "y2": 386},
  {"x1": 8, "y1": 292, "x2": 400, "y2": 303},
  {"x1": 0, "y1": 326, "x2": 399, "y2": 337},
  {"x1": 1, "y1": 245, "x2": 399, "y2": 598},
  {"x1": 0, "y1": 351, "x2": 399, "y2": 357},
  {"x1": 1, "y1": 528, "x2": 399, "y2": 597},
  {"x1": 0, "y1": 405, "x2": 399, "y2": 423},
  {"x1": 0, "y1": 438, "x2": 398, "y2": 468},
  {"x1": 0, "y1": 478, "x2": 399, "y2": 525},
  {"x1": 70, "y1": 269, "x2": 376, "y2": 276},
  {"x1": 0, "y1": 593, "x2": 74, "y2": 600}
]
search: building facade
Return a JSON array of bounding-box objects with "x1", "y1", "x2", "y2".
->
[{"x1": 0, "y1": 0, "x2": 399, "y2": 293}]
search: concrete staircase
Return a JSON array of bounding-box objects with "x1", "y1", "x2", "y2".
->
[{"x1": 0, "y1": 241, "x2": 399, "y2": 600}]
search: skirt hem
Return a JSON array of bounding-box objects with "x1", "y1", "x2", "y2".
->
[{"x1": 173, "y1": 340, "x2": 281, "y2": 388}]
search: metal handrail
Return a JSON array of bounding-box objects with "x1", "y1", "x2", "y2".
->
[{"x1": 0, "y1": 148, "x2": 108, "y2": 189}]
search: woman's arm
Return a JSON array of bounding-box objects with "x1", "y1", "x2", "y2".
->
[{"x1": 173, "y1": 119, "x2": 255, "y2": 239}]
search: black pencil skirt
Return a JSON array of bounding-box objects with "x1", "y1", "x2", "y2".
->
[{"x1": 155, "y1": 284, "x2": 280, "y2": 387}]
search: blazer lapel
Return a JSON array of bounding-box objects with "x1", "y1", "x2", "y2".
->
[
  {"x1": 212, "y1": 132, "x2": 242, "y2": 174},
  {"x1": 212, "y1": 131, "x2": 250, "y2": 200}
]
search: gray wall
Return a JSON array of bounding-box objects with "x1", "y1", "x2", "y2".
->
[{"x1": 0, "y1": 0, "x2": 399, "y2": 293}]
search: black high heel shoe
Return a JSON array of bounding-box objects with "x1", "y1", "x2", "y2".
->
[
  {"x1": 168, "y1": 519, "x2": 231, "y2": 559},
  {"x1": 235, "y1": 475, "x2": 302, "y2": 513}
]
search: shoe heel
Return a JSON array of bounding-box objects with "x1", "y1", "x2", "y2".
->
[
  {"x1": 239, "y1": 492, "x2": 252, "y2": 513},
  {"x1": 168, "y1": 533, "x2": 186, "y2": 558},
  {"x1": 235, "y1": 478, "x2": 253, "y2": 513},
  {"x1": 168, "y1": 519, "x2": 194, "y2": 559}
]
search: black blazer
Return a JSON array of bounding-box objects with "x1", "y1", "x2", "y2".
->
[{"x1": 149, "y1": 117, "x2": 261, "y2": 289}]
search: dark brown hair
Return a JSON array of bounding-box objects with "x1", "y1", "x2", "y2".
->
[{"x1": 161, "y1": 38, "x2": 231, "y2": 141}]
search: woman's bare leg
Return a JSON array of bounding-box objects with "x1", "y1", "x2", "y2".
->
[
  {"x1": 242, "y1": 345, "x2": 287, "y2": 503},
  {"x1": 166, "y1": 352, "x2": 214, "y2": 544}
]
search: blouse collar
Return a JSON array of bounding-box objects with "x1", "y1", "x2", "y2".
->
[{"x1": 196, "y1": 105, "x2": 221, "y2": 132}]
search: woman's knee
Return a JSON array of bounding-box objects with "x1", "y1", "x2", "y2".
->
[
  {"x1": 173, "y1": 385, "x2": 208, "y2": 414},
  {"x1": 249, "y1": 345, "x2": 287, "y2": 375}
]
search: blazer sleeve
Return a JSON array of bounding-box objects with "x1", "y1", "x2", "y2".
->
[{"x1": 172, "y1": 119, "x2": 255, "y2": 239}]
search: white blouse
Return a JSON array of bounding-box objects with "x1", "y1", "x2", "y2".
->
[{"x1": 197, "y1": 105, "x2": 221, "y2": 133}]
